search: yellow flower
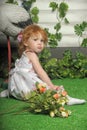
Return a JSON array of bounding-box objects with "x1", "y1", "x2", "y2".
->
[
  {"x1": 57, "y1": 99, "x2": 66, "y2": 106},
  {"x1": 50, "y1": 111, "x2": 55, "y2": 117}
]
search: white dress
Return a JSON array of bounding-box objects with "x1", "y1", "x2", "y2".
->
[{"x1": 8, "y1": 51, "x2": 46, "y2": 100}]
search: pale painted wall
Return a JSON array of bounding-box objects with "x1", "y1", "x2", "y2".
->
[{"x1": 32, "y1": 0, "x2": 87, "y2": 47}]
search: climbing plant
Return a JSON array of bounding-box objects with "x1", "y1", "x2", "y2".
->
[
  {"x1": 74, "y1": 21, "x2": 87, "y2": 47},
  {"x1": 45, "y1": 1, "x2": 69, "y2": 47}
]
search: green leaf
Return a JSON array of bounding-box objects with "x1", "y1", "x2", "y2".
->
[
  {"x1": 74, "y1": 21, "x2": 87, "y2": 36},
  {"x1": 31, "y1": 16, "x2": 39, "y2": 23},
  {"x1": 54, "y1": 23, "x2": 61, "y2": 32},
  {"x1": 81, "y1": 38, "x2": 87, "y2": 47},
  {"x1": 59, "y1": 2, "x2": 69, "y2": 18},
  {"x1": 49, "y1": 2, "x2": 58, "y2": 11},
  {"x1": 56, "y1": 33, "x2": 62, "y2": 41},
  {"x1": 64, "y1": 18, "x2": 69, "y2": 24},
  {"x1": 30, "y1": 7, "x2": 39, "y2": 15}
]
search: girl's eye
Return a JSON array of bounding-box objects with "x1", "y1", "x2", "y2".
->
[
  {"x1": 34, "y1": 38, "x2": 38, "y2": 41},
  {"x1": 41, "y1": 39, "x2": 44, "y2": 42}
]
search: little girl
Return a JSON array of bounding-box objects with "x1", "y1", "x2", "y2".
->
[{"x1": 0, "y1": 24, "x2": 86, "y2": 105}]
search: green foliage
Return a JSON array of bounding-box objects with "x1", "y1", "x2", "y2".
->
[
  {"x1": 81, "y1": 38, "x2": 87, "y2": 47},
  {"x1": 74, "y1": 21, "x2": 87, "y2": 47},
  {"x1": 44, "y1": 58, "x2": 61, "y2": 79},
  {"x1": 49, "y1": 2, "x2": 58, "y2": 11},
  {"x1": 43, "y1": 50, "x2": 87, "y2": 79},
  {"x1": 1, "y1": 48, "x2": 87, "y2": 79},
  {"x1": 39, "y1": 48, "x2": 51, "y2": 67}
]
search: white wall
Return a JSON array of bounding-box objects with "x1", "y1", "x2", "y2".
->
[{"x1": 32, "y1": 0, "x2": 87, "y2": 47}]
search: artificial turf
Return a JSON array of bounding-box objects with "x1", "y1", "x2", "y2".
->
[{"x1": 0, "y1": 78, "x2": 87, "y2": 130}]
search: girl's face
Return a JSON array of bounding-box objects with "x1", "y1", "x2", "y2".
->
[{"x1": 25, "y1": 33, "x2": 45, "y2": 53}]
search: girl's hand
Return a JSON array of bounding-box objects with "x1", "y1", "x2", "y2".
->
[
  {"x1": 54, "y1": 85, "x2": 64, "y2": 91},
  {"x1": 49, "y1": 85, "x2": 60, "y2": 90}
]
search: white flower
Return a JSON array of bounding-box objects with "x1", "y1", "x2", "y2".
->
[{"x1": 61, "y1": 111, "x2": 68, "y2": 117}]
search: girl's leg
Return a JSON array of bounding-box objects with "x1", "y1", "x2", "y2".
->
[
  {"x1": 66, "y1": 95, "x2": 86, "y2": 105},
  {"x1": 57, "y1": 85, "x2": 86, "y2": 105}
]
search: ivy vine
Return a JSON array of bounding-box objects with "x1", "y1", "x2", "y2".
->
[{"x1": 74, "y1": 21, "x2": 87, "y2": 47}]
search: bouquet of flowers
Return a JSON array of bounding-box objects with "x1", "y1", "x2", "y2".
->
[{"x1": 24, "y1": 82, "x2": 71, "y2": 118}]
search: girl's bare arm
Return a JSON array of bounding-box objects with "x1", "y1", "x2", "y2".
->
[{"x1": 27, "y1": 52, "x2": 55, "y2": 89}]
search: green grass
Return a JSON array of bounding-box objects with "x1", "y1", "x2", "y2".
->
[{"x1": 0, "y1": 78, "x2": 87, "y2": 130}]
